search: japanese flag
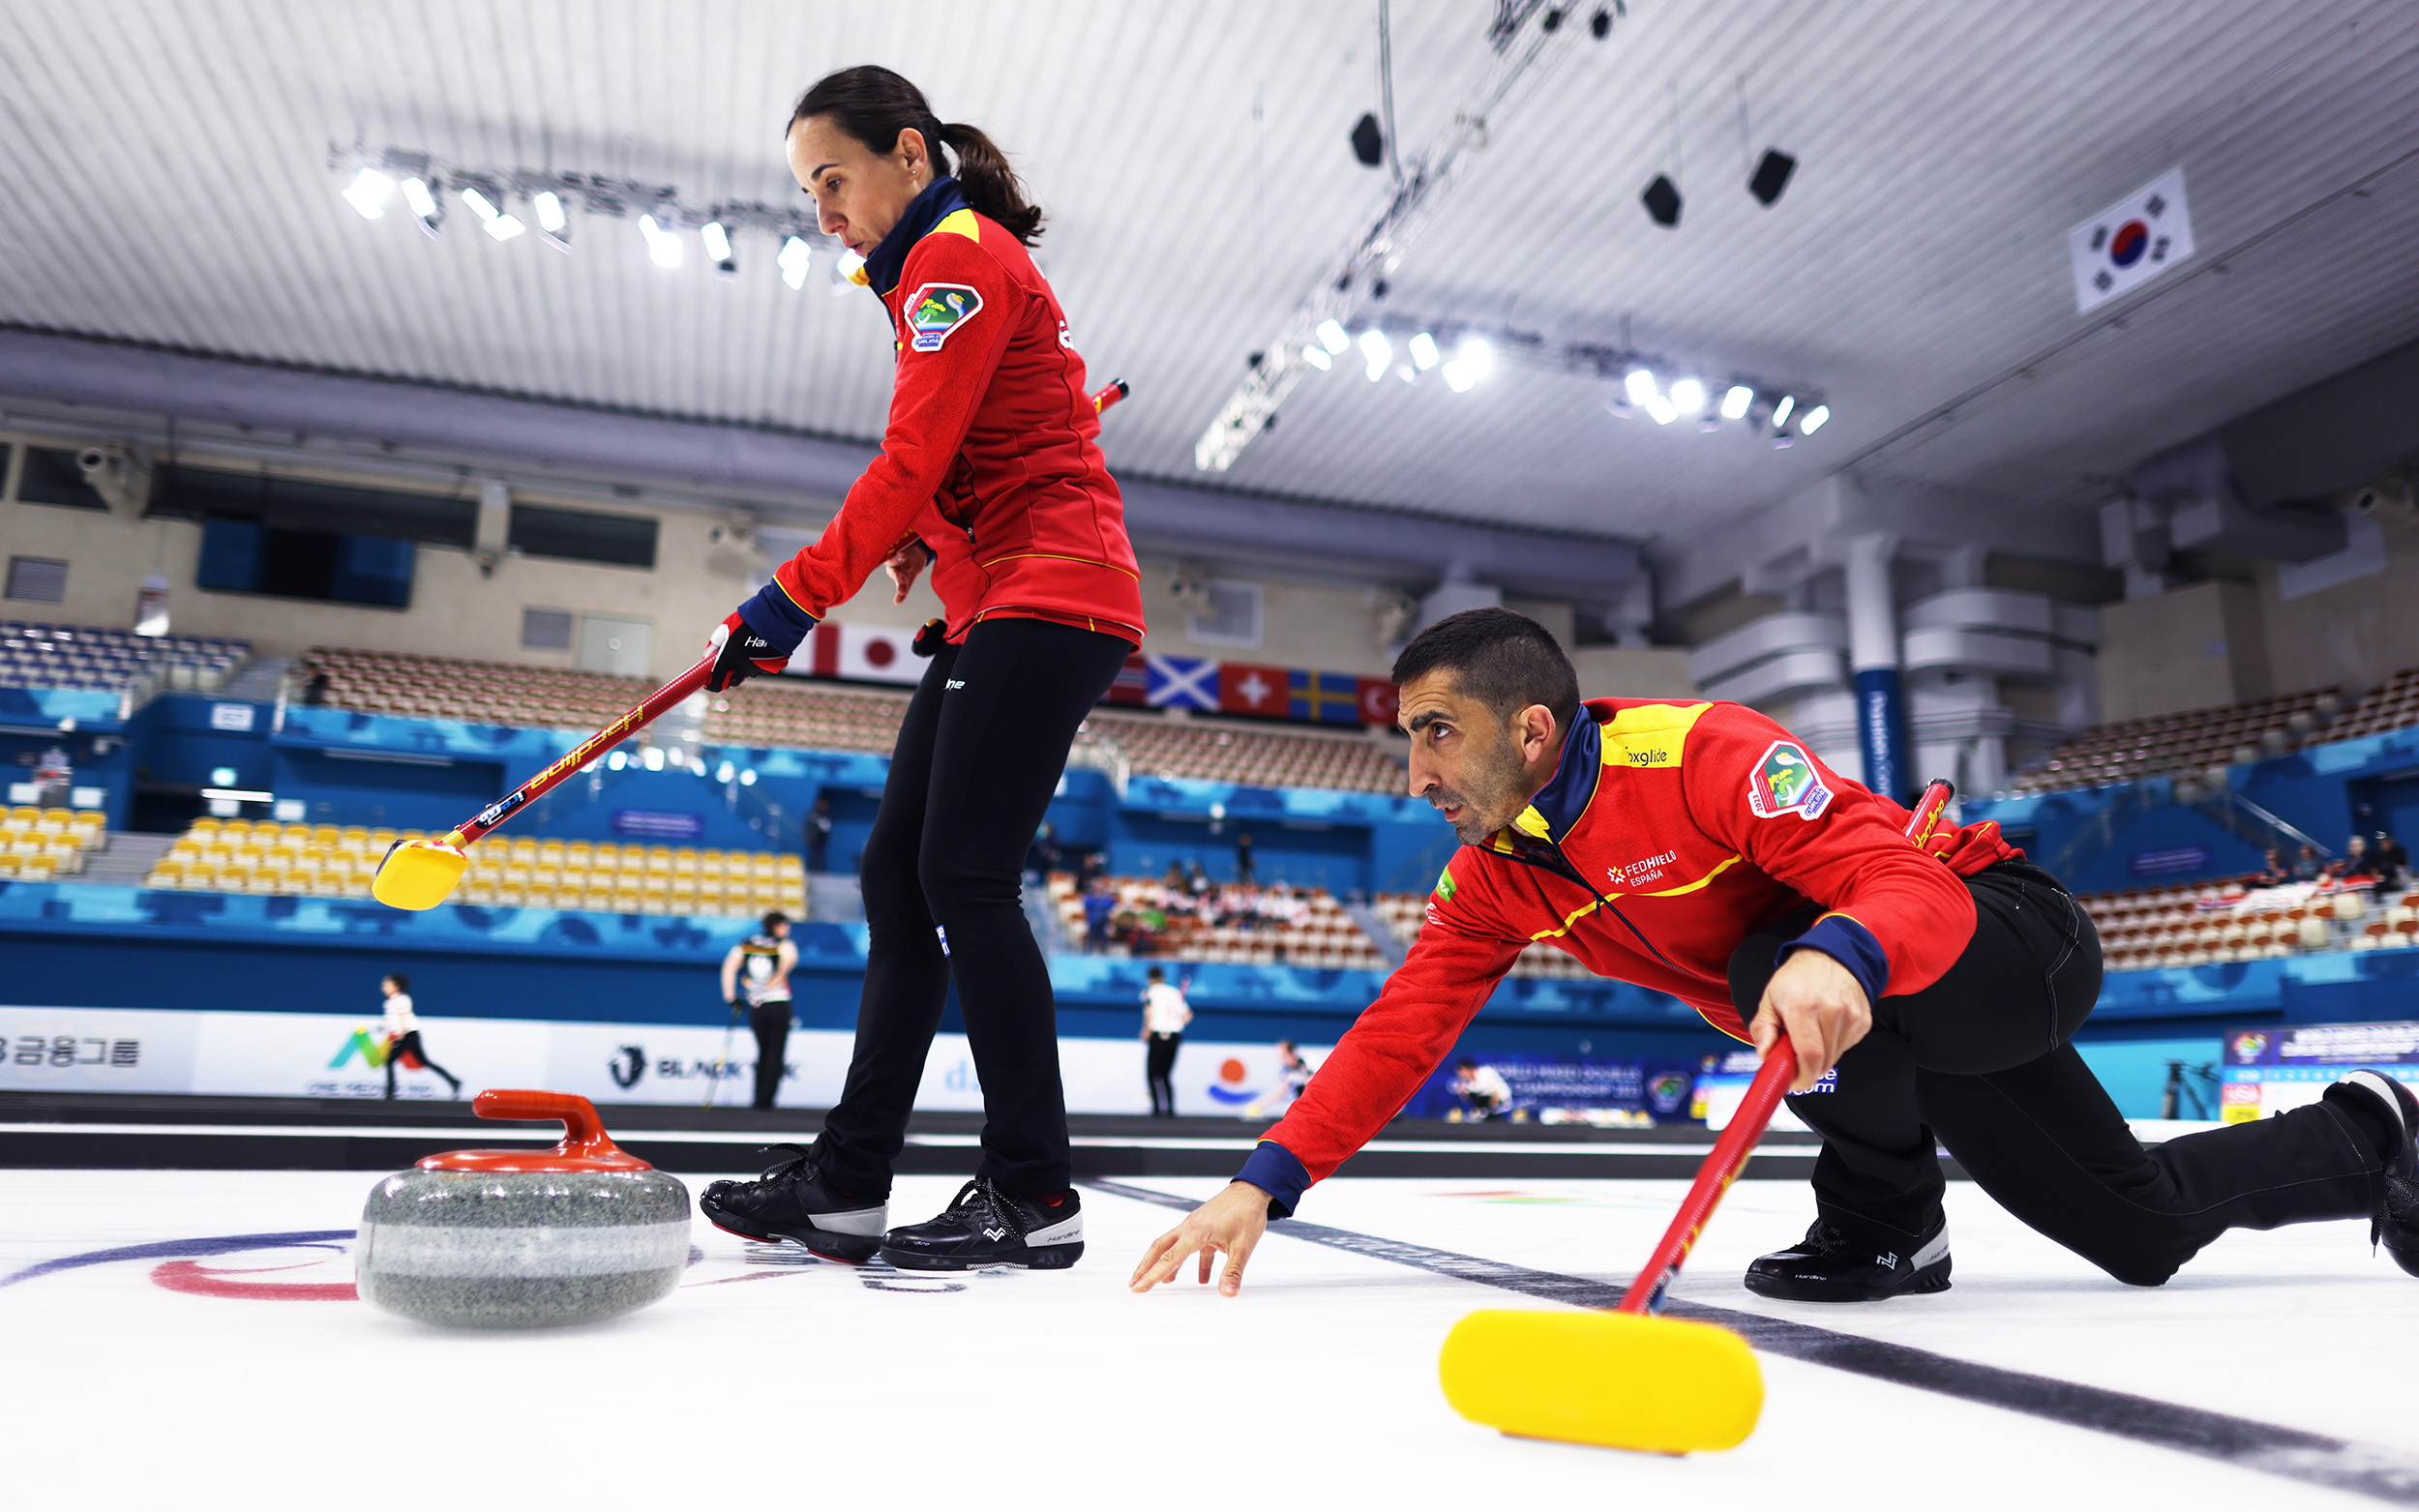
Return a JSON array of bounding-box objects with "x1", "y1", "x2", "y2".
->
[
  {"x1": 2069, "y1": 167, "x2": 2195, "y2": 314},
  {"x1": 793, "y1": 623, "x2": 921, "y2": 685}
]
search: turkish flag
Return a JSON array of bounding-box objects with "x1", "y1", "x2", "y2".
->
[
  {"x1": 1219, "y1": 663, "x2": 1290, "y2": 717},
  {"x1": 1358, "y1": 677, "x2": 1399, "y2": 727}
]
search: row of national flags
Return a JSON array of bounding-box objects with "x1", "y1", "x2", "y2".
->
[{"x1": 1105, "y1": 654, "x2": 1399, "y2": 727}]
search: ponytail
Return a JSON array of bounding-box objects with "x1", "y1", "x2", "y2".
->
[
  {"x1": 790, "y1": 66, "x2": 1045, "y2": 246},
  {"x1": 935, "y1": 121, "x2": 1044, "y2": 244}
]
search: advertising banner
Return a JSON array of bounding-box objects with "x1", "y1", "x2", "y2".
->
[
  {"x1": 1403, "y1": 1054, "x2": 1702, "y2": 1126},
  {"x1": 0, "y1": 1003, "x2": 1329, "y2": 1116},
  {"x1": 2220, "y1": 1022, "x2": 2419, "y2": 1123},
  {"x1": 1690, "y1": 1049, "x2": 1816, "y2": 1134}
]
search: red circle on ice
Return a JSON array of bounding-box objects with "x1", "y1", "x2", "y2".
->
[
  {"x1": 865, "y1": 639, "x2": 895, "y2": 667},
  {"x1": 2108, "y1": 219, "x2": 2149, "y2": 269}
]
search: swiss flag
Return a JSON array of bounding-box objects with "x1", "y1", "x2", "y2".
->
[
  {"x1": 1357, "y1": 677, "x2": 1399, "y2": 727},
  {"x1": 1219, "y1": 663, "x2": 1290, "y2": 717},
  {"x1": 796, "y1": 623, "x2": 921, "y2": 685}
]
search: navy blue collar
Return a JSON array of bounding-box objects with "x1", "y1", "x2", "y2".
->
[
  {"x1": 1499, "y1": 711, "x2": 1602, "y2": 851},
  {"x1": 862, "y1": 176, "x2": 971, "y2": 297}
]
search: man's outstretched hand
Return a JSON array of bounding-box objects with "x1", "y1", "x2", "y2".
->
[{"x1": 1129, "y1": 1180, "x2": 1271, "y2": 1298}]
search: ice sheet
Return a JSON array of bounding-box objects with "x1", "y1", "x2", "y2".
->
[{"x1": 1, "y1": 1170, "x2": 2405, "y2": 1510}]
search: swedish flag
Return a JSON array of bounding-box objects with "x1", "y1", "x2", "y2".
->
[{"x1": 1289, "y1": 668, "x2": 1361, "y2": 725}]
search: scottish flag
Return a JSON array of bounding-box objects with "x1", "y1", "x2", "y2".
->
[{"x1": 1147, "y1": 654, "x2": 1220, "y2": 710}]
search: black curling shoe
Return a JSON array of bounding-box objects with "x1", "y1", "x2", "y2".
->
[
  {"x1": 2339, "y1": 1071, "x2": 2419, "y2": 1278},
  {"x1": 880, "y1": 1179, "x2": 1084, "y2": 1271},
  {"x1": 700, "y1": 1144, "x2": 888, "y2": 1263},
  {"x1": 1745, "y1": 1216, "x2": 1952, "y2": 1302}
]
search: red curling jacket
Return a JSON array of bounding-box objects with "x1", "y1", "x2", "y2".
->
[
  {"x1": 1235, "y1": 697, "x2": 2021, "y2": 1213},
  {"x1": 757, "y1": 178, "x2": 1146, "y2": 646}
]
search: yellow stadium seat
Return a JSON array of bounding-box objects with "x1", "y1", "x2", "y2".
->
[{"x1": 9, "y1": 806, "x2": 40, "y2": 823}]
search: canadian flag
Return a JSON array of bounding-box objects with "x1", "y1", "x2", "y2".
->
[{"x1": 792, "y1": 622, "x2": 922, "y2": 685}]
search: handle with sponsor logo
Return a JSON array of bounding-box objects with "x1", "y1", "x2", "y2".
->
[{"x1": 370, "y1": 651, "x2": 718, "y2": 910}]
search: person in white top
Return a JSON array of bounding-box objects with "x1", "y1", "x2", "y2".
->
[
  {"x1": 1139, "y1": 965, "x2": 1193, "y2": 1118},
  {"x1": 721, "y1": 912, "x2": 801, "y2": 1110},
  {"x1": 380, "y1": 973, "x2": 462, "y2": 1100},
  {"x1": 1449, "y1": 1057, "x2": 1511, "y2": 1121}
]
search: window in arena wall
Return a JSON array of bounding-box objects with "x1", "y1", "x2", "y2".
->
[
  {"x1": 6, "y1": 556, "x2": 69, "y2": 604},
  {"x1": 1188, "y1": 579, "x2": 1264, "y2": 648},
  {"x1": 507, "y1": 503, "x2": 659, "y2": 569},
  {"x1": 522, "y1": 608, "x2": 576, "y2": 651}
]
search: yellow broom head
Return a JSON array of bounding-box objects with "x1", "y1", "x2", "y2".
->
[
  {"x1": 371, "y1": 840, "x2": 469, "y2": 911},
  {"x1": 1439, "y1": 1309, "x2": 1763, "y2": 1454}
]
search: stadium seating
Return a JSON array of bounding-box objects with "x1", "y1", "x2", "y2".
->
[
  {"x1": 1049, "y1": 874, "x2": 1389, "y2": 968},
  {"x1": 297, "y1": 645, "x2": 1410, "y2": 794},
  {"x1": 1371, "y1": 892, "x2": 1595, "y2": 980},
  {"x1": 141, "y1": 816, "x2": 805, "y2": 918},
  {"x1": 296, "y1": 647, "x2": 648, "y2": 729},
  {"x1": 0, "y1": 807, "x2": 106, "y2": 880},
  {"x1": 0, "y1": 622, "x2": 249, "y2": 695},
  {"x1": 2009, "y1": 688, "x2": 2342, "y2": 794},
  {"x1": 2322, "y1": 665, "x2": 2419, "y2": 743},
  {"x1": 2078, "y1": 876, "x2": 2415, "y2": 969}
]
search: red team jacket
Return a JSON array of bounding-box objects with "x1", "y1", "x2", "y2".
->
[
  {"x1": 748, "y1": 178, "x2": 1146, "y2": 647},
  {"x1": 1235, "y1": 697, "x2": 2021, "y2": 1213}
]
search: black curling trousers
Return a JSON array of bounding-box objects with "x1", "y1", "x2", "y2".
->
[
  {"x1": 750, "y1": 1000, "x2": 791, "y2": 1110},
  {"x1": 811, "y1": 618, "x2": 1132, "y2": 1199},
  {"x1": 1728, "y1": 862, "x2": 2382, "y2": 1286},
  {"x1": 1146, "y1": 1032, "x2": 1182, "y2": 1116}
]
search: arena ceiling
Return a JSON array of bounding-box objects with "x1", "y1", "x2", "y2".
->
[{"x1": 2, "y1": 0, "x2": 2417, "y2": 563}]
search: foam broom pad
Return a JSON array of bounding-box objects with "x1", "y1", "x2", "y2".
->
[
  {"x1": 371, "y1": 841, "x2": 469, "y2": 910},
  {"x1": 1439, "y1": 1309, "x2": 1763, "y2": 1454}
]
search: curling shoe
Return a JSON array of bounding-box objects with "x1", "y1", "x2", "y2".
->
[
  {"x1": 1745, "y1": 1215, "x2": 1952, "y2": 1302},
  {"x1": 701, "y1": 1144, "x2": 887, "y2": 1263},
  {"x1": 2337, "y1": 1071, "x2": 2419, "y2": 1278},
  {"x1": 880, "y1": 1179, "x2": 1084, "y2": 1271}
]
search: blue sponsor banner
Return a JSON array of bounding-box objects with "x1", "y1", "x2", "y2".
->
[
  {"x1": 2130, "y1": 845, "x2": 2210, "y2": 876},
  {"x1": 1399, "y1": 1055, "x2": 1700, "y2": 1122},
  {"x1": 612, "y1": 809, "x2": 705, "y2": 841},
  {"x1": 1853, "y1": 667, "x2": 1910, "y2": 803}
]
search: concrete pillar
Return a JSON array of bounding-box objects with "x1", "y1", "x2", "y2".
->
[{"x1": 1844, "y1": 532, "x2": 1912, "y2": 802}]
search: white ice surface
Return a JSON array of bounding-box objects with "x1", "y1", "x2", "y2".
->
[{"x1": 1, "y1": 1169, "x2": 2410, "y2": 1510}]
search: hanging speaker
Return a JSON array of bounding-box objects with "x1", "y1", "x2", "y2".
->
[
  {"x1": 1350, "y1": 113, "x2": 1386, "y2": 167},
  {"x1": 1641, "y1": 174, "x2": 1682, "y2": 227},
  {"x1": 1749, "y1": 149, "x2": 1797, "y2": 207}
]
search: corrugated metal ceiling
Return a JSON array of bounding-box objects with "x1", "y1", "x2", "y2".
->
[{"x1": 0, "y1": 0, "x2": 2413, "y2": 552}]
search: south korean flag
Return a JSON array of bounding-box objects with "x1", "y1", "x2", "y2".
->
[{"x1": 2068, "y1": 166, "x2": 2195, "y2": 314}]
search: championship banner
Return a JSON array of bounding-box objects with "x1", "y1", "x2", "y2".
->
[
  {"x1": 2220, "y1": 1021, "x2": 2419, "y2": 1123},
  {"x1": 2069, "y1": 166, "x2": 2195, "y2": 314}
]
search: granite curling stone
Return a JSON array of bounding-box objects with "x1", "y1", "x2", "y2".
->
[{"x1": 357, "y1": 1089, "x2": 691, "y2": 1329}]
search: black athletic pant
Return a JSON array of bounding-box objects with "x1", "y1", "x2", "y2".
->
[
  {"x1": 1728, "y1": 861, "x2": 2382, "y2": 1286},
  {"x1": 383, "y1": 1031, "x2": 459, "y2": 1098},
  {"x1": 1146, "y1": 1032, "x2": 1182, "y2": 1117},
  {"x1": 750, "y1": 1000, "x2": 791, "y2": 1111},
  {"x1": 812, "y1": 618, "x2": 1132, "y2": 1198}
]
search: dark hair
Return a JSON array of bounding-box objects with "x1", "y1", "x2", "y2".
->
[
  {"x1": 384, "y1": 972, "x2": 409, "y2": 992},
  {"x1": 1147, "y1": 965, "x2": 1165, "y2": 981},
  {"x1": 1456, "y1": 1057, "x2": 1478, "y2": 1070},
  {"x1": 762, "y1": 910, "x2": 789, "y2": 933},
  {"x1": 1392, "y1": 608, "x2": 1582, "y2": 736},
  {"x1": 790, "y1": 66, "x2": 1044, "y2": 245}
]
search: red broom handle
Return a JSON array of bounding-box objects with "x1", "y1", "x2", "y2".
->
[
  {"x1": 1616, "y1": 777, "x2": 1955, "y2": 1314},
  {"x1": 432, "y1": 651, "x2": 718, "y2": 852}
]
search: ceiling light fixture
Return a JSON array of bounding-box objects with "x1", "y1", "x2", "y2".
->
[
  {"x1": 640, "y1": 214, "x2": 683, "y2": 268},
  {"x1": 460, "y1": 186, "x2": 524, "y2": 241},
  {"x1": 1316, "y1": 319, "x2": 1351, "y2": 355},
  {"x1": 1408, "y1": 332, "x2": 1440, "y2": 370},
  {"x1": 702, "y1": 221, "x2": 736, "y2": 276},
  {"x1": 532, "y1": 190, "x2": 570, "y2": 252},
  {"x1": 1771, "y1": 394, "x2": 1795, "y2": 429},
  {"x1": 1642, "y1": 173, "x2": 1682, "y2": 227},
  {"x1": 342, "y1": 168, "x2": 393, "y2": 219},
  {"x1": 398, "y1": 176, "x2": 441, "y2": 236},
  {"x1": 1668, "y1": 377, "x2": 1706, "y2": 416},
  {"x1": 1720, "y1": 384, "x2": 1753, "y2": 420},
  {"x1": 1358, "y1": 328, "x2": 1392, "y2": 381},
  {"x1": 1799, "y1": 403, "x2": 1831, "y2": 435},
  {"x1": 1748, "y1": 149, "x2": 1798, "y2": 207},
  {"x1": 778, "y1": 235, "x2": 812, "y2": 289},
  {"x1": 1301, "y1": 343, "x2": 1332, "y2": 371},
  {"x1": 1624, "y1": 368, "x2": 1659, "y2": 407}
]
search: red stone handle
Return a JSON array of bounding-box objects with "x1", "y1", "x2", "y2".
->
[{"x1": 418, "y1": 1089, "x2": 651, "y2": 1172}]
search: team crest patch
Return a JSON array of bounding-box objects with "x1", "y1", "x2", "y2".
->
[
  {"x1": 1747, "y1": 740, "x2": 1834, "y2": 821},
  {"x1": 905, "y1": 283, "x2": 982, "y2": 351},
  {"x1": 1433, "y1": 866, "x2": 1458, "y2": 904}
]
